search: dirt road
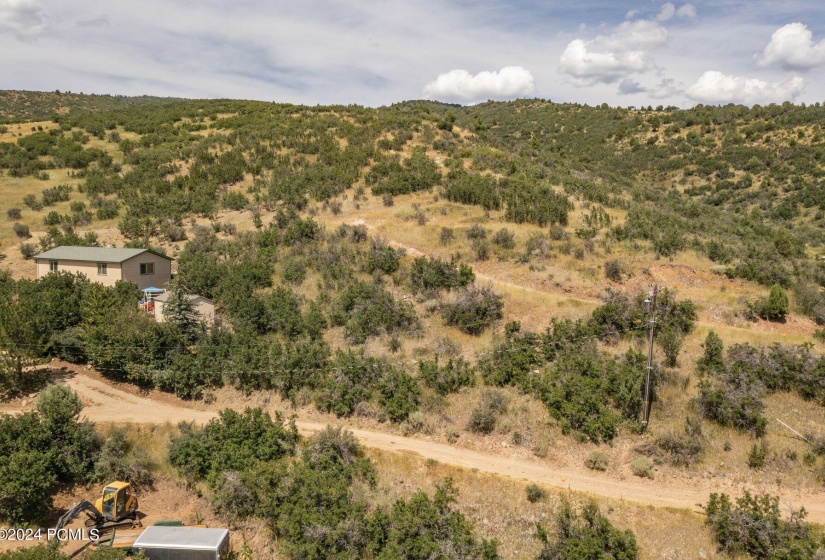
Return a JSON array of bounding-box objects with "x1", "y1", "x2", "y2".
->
[{"x1": 5, "y1": 370, "x2": 822, "y2": 524}]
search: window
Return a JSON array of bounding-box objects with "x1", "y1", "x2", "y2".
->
[
  {"x1": 97, "y1": 263, "x2": 107, "y2": 275},
  {"x1": 49, "y1": 260, "x2": 58, "y2": 272},
  {"x1": 140, "y1": 262, "x2": 155, "y2": 275}
]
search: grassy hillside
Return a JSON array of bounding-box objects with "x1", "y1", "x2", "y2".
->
[
  {"x1": 0, "y1": 89, "x2": 179, "y2": 124},
  {"x1": 1, "y1": 90, "x2": 825, "y2": 559}
]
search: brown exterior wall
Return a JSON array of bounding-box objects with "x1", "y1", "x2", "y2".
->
[{"x1": 35, "y1": 260, "x2": 123, "y2": 287}]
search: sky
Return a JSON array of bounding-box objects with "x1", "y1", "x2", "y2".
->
[{"x1": 1, "y1": 0, "x2": 824, "y2": 108}]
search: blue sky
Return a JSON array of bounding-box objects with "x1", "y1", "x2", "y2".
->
[{"x1": 1, "y1": 0, "x2": 824, "y2": 107}]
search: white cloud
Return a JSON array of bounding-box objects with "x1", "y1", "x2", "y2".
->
[
  {"x1": 675, "y1": 4, "x2": 697, "y2": 20},
  {"x1": 625, "y1": 10, "x2": 639, "y2": 20},
  {"x1": 648, "y1": 78, "x2": 682, "y2": 99},
  {"x1": 656, "y1": 3, "x2": 676, "y2": 22},
  {"x1": 755, "y1": 23, "x2": 825, "y2": 71},
  {"x1": 559, "y1": 20, "x2": 667, "y2": 86},
  {"x1": 0, "y1": 0, "x2": 48, "y2": 38},
  {"x1": 685, "y1": 71, "x2": 804, "y2": 105},
  {"x1": 423, "y1": 66, "x2": 535, "y2": 103}
]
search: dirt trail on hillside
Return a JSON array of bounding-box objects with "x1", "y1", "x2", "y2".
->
[{"x1": 5, "y1": 371, "x2": 824, "y2": 524}]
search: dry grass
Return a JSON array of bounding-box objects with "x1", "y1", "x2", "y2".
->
[
  {"x1": 0, "y1": 170, "x2": 87, "y2": 249},
  {"x1": 365, "y1": 448, "x2": 725, "y2": 560},
  {"x1": 0, "y1": 120, "x2": 60, "y2": 143},
  {"x1": 95, "y1": 421, "x2": 181, "y2": 478}
]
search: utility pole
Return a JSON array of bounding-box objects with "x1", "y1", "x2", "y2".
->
[{"x1": 642, "y1": 284, "x2": 659, "y2": 430}]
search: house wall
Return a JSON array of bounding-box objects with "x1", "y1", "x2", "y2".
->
[
  {"x1": 35, "y1": 259, "x2": 123, "y2": 287},
  {"x1": 121, "y1": 253, "x2": 172, "y2": 290}
]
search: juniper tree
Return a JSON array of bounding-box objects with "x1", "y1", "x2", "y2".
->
[{"x1": 162, "y1": 278, "x2": 201, "y2": 342}]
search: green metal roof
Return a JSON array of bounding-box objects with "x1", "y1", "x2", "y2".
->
[{"x1": 34, "y1": 246, "x2": 172, "y2": 263}]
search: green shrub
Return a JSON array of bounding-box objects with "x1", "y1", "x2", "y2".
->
[
  {"x1": 0, "y1": 450, "x2": 58, "y2": 525},
  {"x1": 630, "y1": 457, "x2": 654, "y2": 479},
  {"x1": 95, "y1": 428, "x2": 155, "y2": 487},
  {"x1": 418, "y1": 357, "x2": 475, "y2": 395},
  {"x1": 758, "y1": 284, "x2": 790, "y2": 321},
  {"x1": 41, "y1": 184, "x2": 71, "y2": 206},
  {"x1": 467, "y1": 405, "x2": 497, "y2": 435},
  {"x1": 377, "y1": 368, "x2": 421, "y2": 423},
  {"x1": 696, "y1": 379, "x2": 767, "y2": 437},
  {"x1": 466, "y1": 223, "x2": 488, "y2": 240},
  {"x1": 697, "y1": 330, "x2": 725, "y2": 374},
  {"x1": 168, "y1": 408, "x2": 298, "y2": 485},
  {"x1": 0, "y1": 543, "x2": 72, "y2": 559},
  {"x1": 439, "y1": 227, "x2": 455, "y2": 244},
  {"x1": 467, "y1": 389, "x2": 508, "y2": 435},
  {"x1": 535, "y1": 498, "x2": 638, "y2": 559},
  {"x1": 369, "y1": 147, "x2": 441, "y2": 196},
  {"x1": 525, "y1": 483, "x2": 547, "y2": 503},
  {"x1": 331, "y1": 281, "x2": 418, "y2": 343},
  {"x1": 314, "y1": 349, "x2": 382, "y2": 417},
  {"x1": 19, "y1": 242, "x2": 36, "y2": 258},
  {"x1": 409, "y1": 256, "x2": 474, "y2": 294},
  {"x1": 585, "y1": 451, "x2": 609, "y2": 471},
  {"x1": 22, "y1": 194, "x2": 42, "y2": 211},
  {"x1": 492, "y1": 228, "x2": 515, "y2": 249},
  {"x1": 280, "y1": 256, "x2": 307, "y2": 285},
  {"x1": 6, "y1": 208, "x2": 21, "y2": 221},
  {"x1": 534, "y1": 345, "x2": 645, "y2": 443},
  {"x1": 658, "y1": 326, "x2": 684, "y2": 367},
  {"x1": 0, "y1": 386, "x2": 97, "y2": 525},
  {"x1": 704, "y1": 492, "x2": 823, "y2": 559},
  {"x1": 371, "y1": 478, "x2": 500, "y2": 560},
  {"x1": 12, "y1": 223, "x2": 30, "y2": 238},
  {"x1": 364, "y1": 236, "x2": 401, "y2": 275},
  {"x1": 221, "y1": 191, "x2": 248, "y2": 210},
  {"x1": 635, "y1": 426, "x2": 705, "y2": 468},
  {"x1": 442, "y1": 283, "x2": 503, "y2": 335},
  {"x1": 473, "y1": 239, "x2": 491, "y2": 261},
  {"x1": 748, "y1": 439, "x2": 770, "y2": 469},
  {"x1": 792, "y1": 281, "x2": 825, "y2": 324},
  {"x1": 604, "y1": 259, "x2": 624, "y2": 282},
  {"x1": 95, "y1": 199, "x2": 120, "y2": 220}
]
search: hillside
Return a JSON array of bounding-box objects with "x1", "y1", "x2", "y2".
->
[
  {"x1": 1, "y1": 90, "x2": 824, "y2": 559},
  {"x1": 0, "y1": 90, "x2": 179, "y2": 124}
]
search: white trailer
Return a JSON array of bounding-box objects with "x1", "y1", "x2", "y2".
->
[{"x1": 131, "y1": 526, "x2": 230, "y2": 560}]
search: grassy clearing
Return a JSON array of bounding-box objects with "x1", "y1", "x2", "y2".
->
[{"x1": 0, "y1": 170, "x2": 85, "y2": 249}]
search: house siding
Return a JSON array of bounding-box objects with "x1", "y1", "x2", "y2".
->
[
  {"x1": 120, "y1": 253, "x2": 172, "y2": 290},
  {"x1": 34, "y1": 250, "x2": 171, "y2": 290},
  {"x1": 36, "y1": 260, "x2": 123, "y2": 287}
]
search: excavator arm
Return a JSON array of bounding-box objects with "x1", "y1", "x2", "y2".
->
[{"x1": 55, "y1": 500, "x2": 102, "y2": 531}]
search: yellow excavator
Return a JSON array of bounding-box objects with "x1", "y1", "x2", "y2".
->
[{"x1": 56, "y1": 481, "x2": 141, "y2": 531}]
